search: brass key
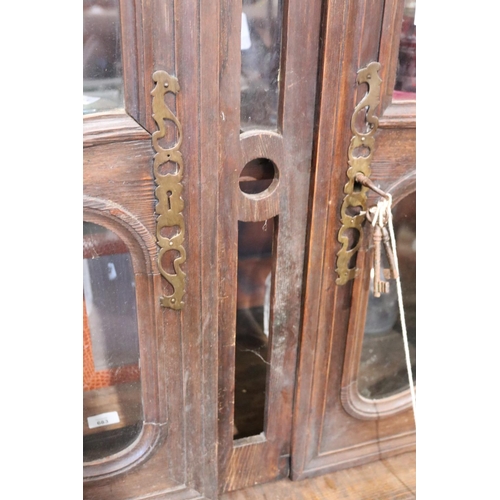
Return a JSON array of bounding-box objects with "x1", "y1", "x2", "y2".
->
[
  {"x1": 381, "y1": 225, "x2": 399, "y2": 281},
  {"x1": 372, "y1": 224, "x2": 389, "y2": 297}
]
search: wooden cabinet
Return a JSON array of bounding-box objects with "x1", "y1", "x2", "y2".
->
[{"x1": 83, "y1": 0, "x2": 415, "y2": 497}]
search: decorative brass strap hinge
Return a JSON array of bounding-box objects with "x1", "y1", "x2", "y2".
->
[
  {"x1": 336, "y1": 61, "x2": 382, "y2": 285},
  {"x1": 151, "y1": 70, "x2": 186, "y2": 309}
]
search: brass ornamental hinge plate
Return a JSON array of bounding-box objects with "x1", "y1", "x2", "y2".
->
[
  {"x1": 336, "y1": 61, "x2": 382, "y2": 285},
  {"x1": 151, "y1": 70, "x2": 186, "y2": 309}
]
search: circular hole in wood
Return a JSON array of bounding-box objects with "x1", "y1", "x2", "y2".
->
[{"x1": 239, "y1": 158, "x2": 278, "y2": 196}]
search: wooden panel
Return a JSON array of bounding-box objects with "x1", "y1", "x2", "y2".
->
[
  {"x1": 222, "y1": 452, "x2": 416, "y2": 499},
  {"x1": 83, "y1": 112, "x2": 150, "y2": 147},
  {"x1": 379, "y1": 102, "x2": 416, "y2": 128},
  {"x1": 83, "y1": 139, "x2": 156, "y2": 235},
  {"x1": 218, "y1": 0, "x2": 323, "y2": 492},
  {"x1": 370, "y1": 128, "x2": 416, "y2": 184},
  {"x1": 196, "y1": 0, "x2": 221, "y2": 494}
]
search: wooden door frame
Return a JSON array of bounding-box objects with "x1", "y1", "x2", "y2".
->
[
  {"x1": 216, "y1": 0, "x2": 324, "y2": 492},
  {"x1": 83, "y1": 0, "x2": 220, "y2": 498}
]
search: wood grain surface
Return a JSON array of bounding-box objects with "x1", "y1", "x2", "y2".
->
[
  {"x1": 222, "y1": 452, "x2": 416, "y2": 499},
  {"x1": 83, "y1": 0, "x2": 415, "y2": 497}
]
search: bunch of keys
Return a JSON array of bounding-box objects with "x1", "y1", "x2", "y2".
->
[{"x1": 366, "y1": 201, "x2": 399, "y2": 298}]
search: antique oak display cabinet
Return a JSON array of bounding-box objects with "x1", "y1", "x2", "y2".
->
[{"x1": 83, "y1": 0, "x2": 416, "y2": 497}]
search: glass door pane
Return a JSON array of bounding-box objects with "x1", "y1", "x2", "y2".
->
[
  {"x1": 83, "y1": 0, "x2": 124, "y2": 114},
  {"x1": 83, "y1": 222, "x2": 143, "y2": 461},
  {"x1": 358, "y1": 192, "x2": 416, "y2": 399}
]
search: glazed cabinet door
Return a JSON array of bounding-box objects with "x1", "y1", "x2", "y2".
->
[
  {"x1": 83, "y1": 0, "x2": 219, "y2": 498},
  {"x1": 292, "y1": 0, "x2": 416, "y2": 480}
]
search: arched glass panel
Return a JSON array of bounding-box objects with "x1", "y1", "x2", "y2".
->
[
  {"x1": 358, "y1": 191, "x2": 416, "y2": 399},
  {"x1": 83, "y1": 221, "x2": 143, "y2": 461}
]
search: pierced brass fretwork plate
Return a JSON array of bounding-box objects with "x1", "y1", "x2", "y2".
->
[
  {"x1": 151, "y1": 70, "x2": 186, "y2": 309},
  {"x1": 336, "y1": 62, "x2": 382, "y2": 285}
]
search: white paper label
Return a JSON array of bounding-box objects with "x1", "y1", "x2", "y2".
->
[
  {"x1": 241, "y1": 13, "x2": 251, "y2": 50},
  {"x1": 87, "y1": 411, "x2": 120, "y2": 429}
]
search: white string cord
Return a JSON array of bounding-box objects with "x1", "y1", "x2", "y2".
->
[{"x1": 372, "y1": 196, "x2": 417, "y2": 425}]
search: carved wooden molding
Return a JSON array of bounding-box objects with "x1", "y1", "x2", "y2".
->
[
  {"x1": 83, "y1": 195, "x2": 158, "y2": 275},
  {"x1": 151, "y1": 70, "x2": 186, "y2": 309},
  {"x1": 294, "y1": 431, "x2": 416, "y2": 481},
  {"x1": 83, "y1": 199, "x2": 164, "y2": 480}
]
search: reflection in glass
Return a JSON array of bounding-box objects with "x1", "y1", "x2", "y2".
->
[
  {"x1": 83, "y1": 222, "x2": 143, "y2": 461},
  {"x1": 358, "y1": 192, "x2": 416, "y2": 400},
  {"x1": 234, "y1": 219, "x2": 275, "y2": 439},
  {"x1": 241, "y1": 0, "x2": 282, "y2": 131},
  {"x1": 83, "y1": 0, "x2": 124, "y2": 114},
  {"x1": 394, "y1": 0, "x2": 416, "y2": 99}
]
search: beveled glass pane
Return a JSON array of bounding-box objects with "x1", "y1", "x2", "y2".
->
[
  {"x1": 241, "y1": 0, "x2": 283, "y2": 131},
  {"x1": 83, "y1": 0, "x2": 124, "y2": 114},
  {"x1": 83, "y1": 222, "x2": 143, "y2": 461},
  {"x1": 394, "y1": 0, "x2": 416, "y2": 99},
  {"x1": 358, "y1": 192, "x2": 416, "y2": 400},
  {"x1": 234, "y1": 219, "x2": 275, "y2": 439}
]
